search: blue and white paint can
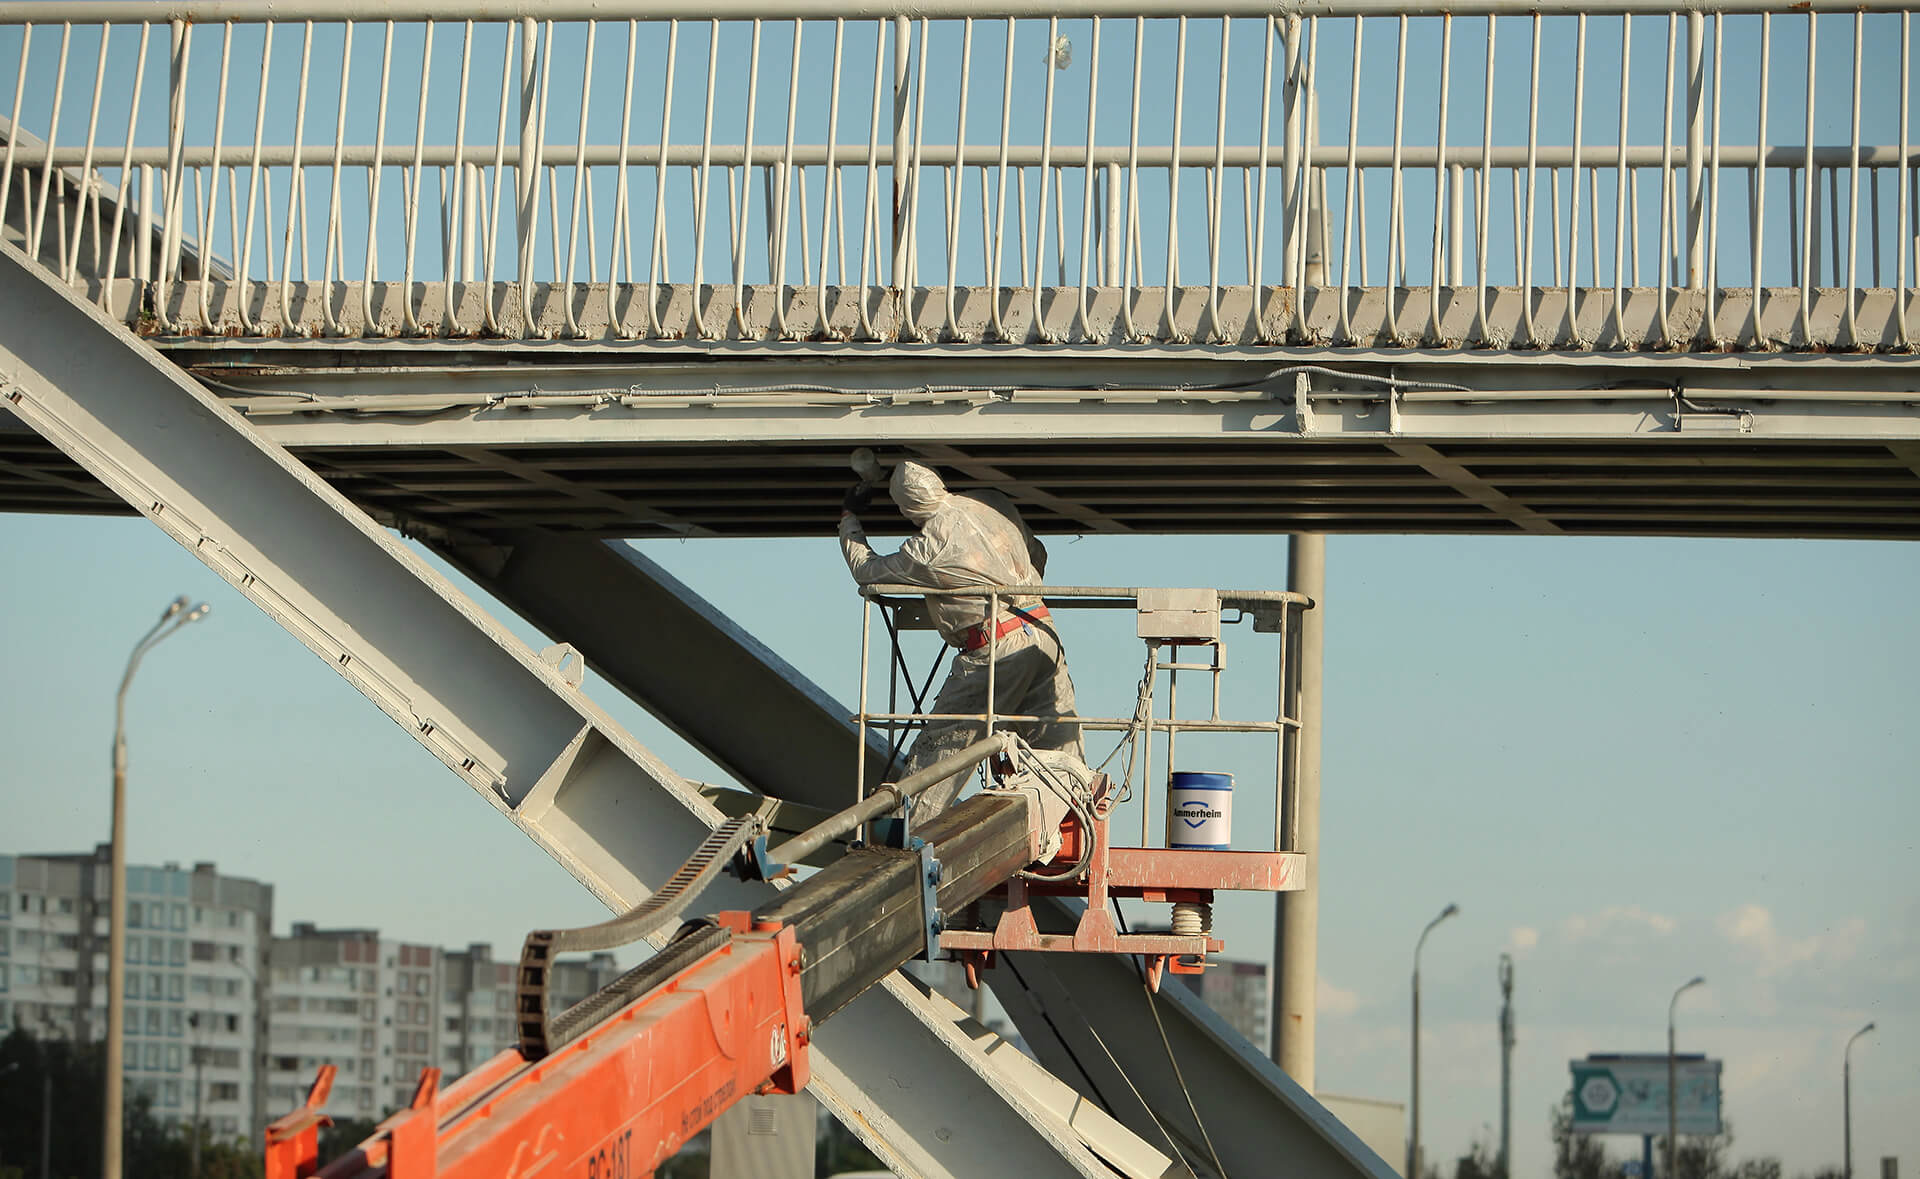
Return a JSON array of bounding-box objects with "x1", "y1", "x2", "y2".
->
[{"x1": 1166, "y1": 771, "x2": 1233, "y2": 850}]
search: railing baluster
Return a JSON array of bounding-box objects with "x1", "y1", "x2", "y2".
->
[
  {"x1": 729, "y1": 19, "x2": 761, "y2": 339},
  {"x1": 1073, "y1": 16, "x2": 1100, "y2": 342},
  {"x1": 362, "y1": 19, "x2": 395, "y2": 336},
  {"x1": 816, "y1": 18, "x2": 845, "y2": 337},
  {"x1": 1473, "y1": 14, "x2": 1495, "y2": 342},
  {"x1": 987, "y1": 17, "x2": 1016, "y2": 340},
  {"x1": 1751, "y1": 14, "x2": 1771, "y2": 346},
  {"x1": 1799, "y1": 12, "x2": 1818, "y2": 343},
  {"x1": 646, "y1": 20, "x2": 679, "y2": 339},
  {"x1": 29, "y1": 22, "x2": 71, "y2": 265},
  {"x1": 65, "y1": 21, "x2": 110, "y2": 285},
  {"x1": 1844, "y1": 9, "x2": 1863, "y2": 347},
  {"x1": 772, "y1": 18, "x2": 804, "y2": 339}
]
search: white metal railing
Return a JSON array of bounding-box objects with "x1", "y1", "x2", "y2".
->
[{"x1": 0, "y1": 0, "x2": 1916, "y2": 347}]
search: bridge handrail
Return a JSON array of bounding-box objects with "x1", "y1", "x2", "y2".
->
[
  {"x1": 0, "y1": 1, "x2": 1915, "y2": 350},
  {"x1": 0, "y1": 1, "x2": 1909, "y2": 19}
]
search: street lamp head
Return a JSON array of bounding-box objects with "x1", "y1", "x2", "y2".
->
[
  {"x1": 1859, "y1": 1022, "x2": 1875, "y2": 1035},
  {"x1": 184, "y1": 603, "x2": 210, "y2": 623},
  {"x1": 1440, "y1": 903, "x2": 1460, "y2": 920},
  {"x1": 161, "y1": 594, "x2": 189, "y2": 620},
  {"x1": 1685, "y1": 975, "x2": 1706, "y2": 990}
]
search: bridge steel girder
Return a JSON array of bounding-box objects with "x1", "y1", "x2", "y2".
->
[
  {"x1": 428, "y1": 527, "x2": 1394, "y2": 1179},
  {"x1": 0, "y1": 239, "x2": 1144, "y2": 1179}
]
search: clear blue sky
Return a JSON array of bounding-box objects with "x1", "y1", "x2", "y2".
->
[{"x1": 2, "y1": 511, "x2": 1913, "y2": 1177}]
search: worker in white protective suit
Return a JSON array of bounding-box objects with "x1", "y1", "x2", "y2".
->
[{"x1": 838, "y1": 460, "x2": 1084, "y2": 820}]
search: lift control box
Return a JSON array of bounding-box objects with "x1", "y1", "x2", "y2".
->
[{"x1": 1136, "y1": 587, "x2": 1221, "y2": 644}]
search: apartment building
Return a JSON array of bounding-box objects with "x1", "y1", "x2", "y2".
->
[
  {"x1": 3, "y1": 850, "x2": 626, "y2": 1134},
  {"x1": 266, "y1": 924, "x2": 444, "y2": 1119},
  {"x1": 440, "y1": 942, "x2": 621, "y2": 1077},
  {"x1": 0, "y1": 851, "x2": 274, "y2": 1139}
]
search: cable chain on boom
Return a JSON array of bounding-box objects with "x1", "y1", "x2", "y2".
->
[{"x1": 517, "y1": 814, "x2": 761, "y2": 1060}]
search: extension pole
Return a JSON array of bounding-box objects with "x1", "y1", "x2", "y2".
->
[{"x1": 1272, "y1": 532, "x2": 1323, "y2": 1087}]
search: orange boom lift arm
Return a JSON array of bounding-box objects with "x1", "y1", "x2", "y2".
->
[{"x1": 265, "y1": 915, "x2": 807, "y2": 1179}]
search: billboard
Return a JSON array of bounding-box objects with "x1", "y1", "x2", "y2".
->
[{"x1": 1569, "y1": 1055, "x2": 1723, "y2": 1136}]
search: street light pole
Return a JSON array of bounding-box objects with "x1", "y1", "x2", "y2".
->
[
  {"x1": 104, "y1": 595, "x2": 209, "y2": 1179},
  {"x1": 1667, "y1": 976, "x2": 1706, "y2": 1179},
  {"x1": 1844, "y1": 1022, "x2": 1875, "y2": 1179},
  {"x1": 1409, "y1": 902, "x2": 1460, "y2": 1179}
]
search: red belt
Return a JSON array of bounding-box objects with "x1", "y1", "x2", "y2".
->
[{"x1": 960, "y1": 605, "x2": 1050, "y2": 652}]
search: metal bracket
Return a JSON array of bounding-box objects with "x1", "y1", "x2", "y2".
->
[
  {"x1": 911, "y1": 836, "x2": 945, "y2": 963},
  {"x1": 730, "y1": 833, "x2": 788, "y2": 883},
  {"x1": 727, "y1": 800, "x2": 787, "y2": 883}
]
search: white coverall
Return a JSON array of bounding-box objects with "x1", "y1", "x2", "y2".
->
[{"x1": 838, "y1": 462, "x2": 1084, "y2": 819}]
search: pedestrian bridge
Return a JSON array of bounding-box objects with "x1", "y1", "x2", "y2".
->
[{"x1": 2, "y1": 0, "x2": 1918, "y2": 540}]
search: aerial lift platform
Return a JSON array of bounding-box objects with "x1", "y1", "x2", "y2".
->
[{"x1": 269, "y1": 584, "x2": 1309, "y2": 1179}]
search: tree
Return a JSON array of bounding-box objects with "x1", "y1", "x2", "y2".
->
[
  {"x1": 319, "y1": 1116, "x2": 383, "y2": 1166},
  {"x1": 1551, "y1": 1096, "x2": 1613, "y2": 1179},
  {"x1": 1451, "y1": 1132, "x2": 1506, "y2": 1179},
  {"x1": 0, "y1": 1026, "x2": 259, "y2": 1179}
]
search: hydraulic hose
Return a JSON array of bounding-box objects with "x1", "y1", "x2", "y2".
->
[{"x1": 770, "y1": 732, "x2": 1016, "y2": 865}]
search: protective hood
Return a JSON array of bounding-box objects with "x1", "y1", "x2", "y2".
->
[{"x1": 890, "y1": 460, "x2": 950, "y2": 525}]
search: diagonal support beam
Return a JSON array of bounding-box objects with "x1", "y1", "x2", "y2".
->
[
  {"x1": 1387, "y1": 443, "x2": 1563, "y2": 534},
  {"x1": 429, "y1": 530, "x2": 886, "y2": 803},
  {"x1": 451, "y1": 530, "x2": 1393, "y2": 1179},
  {"x1": 0, "y1": 240, "x2": 1121, "y2": 1179}
]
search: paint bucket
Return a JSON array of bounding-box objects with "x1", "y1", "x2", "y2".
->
[{"x1": 1166, "y1": 771, "x2": 1233, "y2": 850}]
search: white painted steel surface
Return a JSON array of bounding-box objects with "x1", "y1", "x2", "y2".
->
[{"x1": 2, "y1": 0, "x2": 1919, "y2": 348}]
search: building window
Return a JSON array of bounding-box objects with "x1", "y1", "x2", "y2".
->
[
  {"x1": 191, "y1": 977, "x2": 212, "y2": 995},
  {"x1": 170, "y1": 905, "x2": 186, "y2": 931},
  {"x1": 169, "y1": 941, "x2": 186, "y2": 966},
  {"x1": 143, "y1": 1043, "x2": 161, "y2": 1071},
  {"x1": 127, "y1": 937, "x2": 141, "y2": 964},
  {"x1": 57, "y1": 897, "x2": 74, "y2": 915},
  {"x1": 0, "y1": 964, "x2": 8, "y2": 991},
  {"x1": 167, "y1": 976, "x2": 184, "y2": 1001},
  {"x1": 192, "y1": 907, "x2": 204, "y2": 925},
  {"x1": 148, "y1": 937, "x2": 165, "y2": 963},
  {"x1": 127, "y1": 902, "x2": 142, "y2": 928},
  {"x1": 164, "y1": 1044, "x2": 182, "y2": 1071},
  {"x1": 210, "y1": 1082, "x2": 239, "y2": 1102},
  {"x1": 146, "y1": 973, "x2": 163, "y2": 999},
  {"x1": 16, "y1": 965, "x2": 38, "y2": 986},
  {"x1": 226, "y1": 912, "x2": 239, "y2": 929},
  {"x1": 15, "y1": 930, "x2": 42, "y2": 951},
  {"x1": 162, "y1": 1080, "x2": 180, "y2": 1107},
  {"x1": 167, "y1": 1010, "x2": 183, "y2": 1037},
  {"x1": 144, "y1": 1009, "x2": 162, "y2": 1035}
]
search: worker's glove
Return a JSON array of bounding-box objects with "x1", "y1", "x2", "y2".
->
[
  {"x1": 837, "y1": 511, "x2": 863, "y2": 538},
  {"x1": 842, "y1": 482, "x2": 876, "y2": 514}
]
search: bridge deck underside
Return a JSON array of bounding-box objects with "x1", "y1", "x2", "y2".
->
[{"x1": 7, "y1": 430, "x2": 1918, "y2": 540}]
